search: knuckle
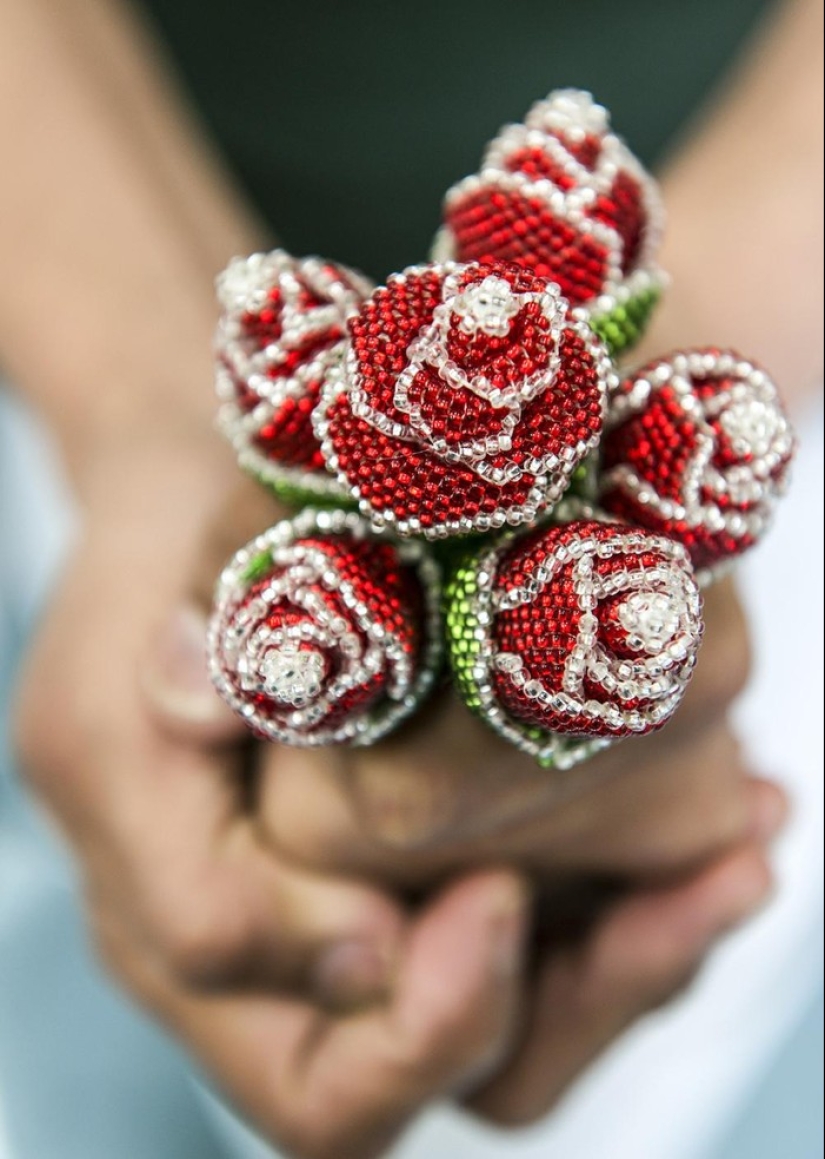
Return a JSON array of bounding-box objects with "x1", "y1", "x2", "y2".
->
[
  {"x1": 639, "y1": 957, "x2": 704, "y2": 1013},
  {"x1": 150, "y1": 897, "x2": 251, "y2": 987},
  {"x1": 351, "y1": 759, "x2": 464, "y2": 851}
]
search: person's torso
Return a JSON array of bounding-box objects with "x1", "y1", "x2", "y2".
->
[{"x1": 140, "y1": 0, "x2": 771, "y2": 277}]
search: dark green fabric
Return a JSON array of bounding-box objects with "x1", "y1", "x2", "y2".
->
[{"x1": 138, "y1": 0, "x2": 773, "y2": 279}]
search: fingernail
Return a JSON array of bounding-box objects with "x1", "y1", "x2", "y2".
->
[
  {"x1": 750, "y1": 782, "x2": 790, "y2": 844},
  {"x1": 144, "y1": 604, "x2": 222, "y2": 722},
  {"x1": 314, "y1": 940, "x2": 394, "y2": 1011},
  {"x1": 716, "y1": 862, "x2": 774, "y2": 934}
]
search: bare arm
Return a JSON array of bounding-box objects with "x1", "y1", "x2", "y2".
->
[
  {"x1": 645, "y1": 0, "x2": 823, "y2": 400},
  {"x1": 0, "y1": 0, "x2": 262, "y2": 489}
]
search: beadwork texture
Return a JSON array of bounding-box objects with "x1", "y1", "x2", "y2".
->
[
  {"x1": 207, "y1": 509, "x2": 443, "y2": 746},
  {"x1": 315, "y1": 261, "x2": 614, "y2": 539},
  {"x1": 600, "y1": 348, "x2": 795, "y2": 573},
  {"x1": 208, "y1": 91, "x2": 796, "y2": 764},
  {"x1": 446, "y1": 519, "x2": 703, "y2": 768},
  {"x1": 436, "y1": 89, "x2": 665, "y2": 354},
  {"x1": 215, "y1": 250, "x2": 373, "y2": 501}
]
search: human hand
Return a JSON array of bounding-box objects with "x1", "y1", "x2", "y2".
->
[
  {"x1": 13, "y1": 448, "x2": 409, "y2": 1010},
  {"x1": 95, "y1": 825, "x2": 777, "y2": 1158},
  {"x1": 157, "y1": 479, "x2": 776, "y2": 896},
  {"x1": 15, "y1": 448, "x2": 782, "y2": 1159}
]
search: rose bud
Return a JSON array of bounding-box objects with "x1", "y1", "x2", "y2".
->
[
  {"x1": 599, "y1": 348, "x2": 795, "y2": 576},
  {"x1": 446, "y1": 518, "x2": 703, "y2": 769},
  {"x1": 435, "y1": 89, "x2": 665, "y2": 355},
  {"x1": 315, "y1": 260, "x2": 613, "y2": 539},
  {"x1": 215, "y1": 250, "x2": 373, "y2": 502},
  {"x1": 207, "y1": 509, "x2": 442, "y2": 746}
]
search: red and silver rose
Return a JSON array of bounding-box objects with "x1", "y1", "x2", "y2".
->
[
  {"x1": 436, "y1": 89, "x2": 664, "y2": 327},
  {"x1": 447, "y1": 518, "x2": 703, "y2": 768},
  {"x1": 215, "y1": 250, "x2": 373, "y2": 499},
  {"x1": 600, "y1": 349, "x2": 795, "y2": 574},
  {"x1": 315, "y1": 261, "x2": 612, "y2": 538},
  {"x1": 207, "y1": 509, "x2": 442, "y2": 746}
]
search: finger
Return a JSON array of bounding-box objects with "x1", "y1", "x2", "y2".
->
[
  {"x1": 47, "y1": 664, "x2": 403, "y2": 1009},
  {"x1": 469, "y1": 840, "x2": 775, "y2": 1126},
  {"x1": 140, "y1": 477, "x2": 291, "y2": 744},
  {"x1": 666, "y1": 574, "x2": 751, "y2": 739},
  {"x1": 283, "y1": 868, "x2": 531, "y2": 1157},
  {"x1": 139, "y1": 601, "x2": 245, "y2": 742},
  {"x1": 102, "y1": 869, "x2": 531, "y2": 1159},
  {"x1": 256, "y1": 722, "x2": 767, "y2": 887},
  {"x1": 96, "y1": 745, "x2": 406, "y2": 1005}
]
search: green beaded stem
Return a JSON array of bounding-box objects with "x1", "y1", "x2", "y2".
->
[
  {"x1": 589, "y1": 285, "x2": 661, "y2": 359},
  {"x1": 444, "y1": 543, "x2": 609, "y2": 770},
  {"x1": 444, "y1": 554, "x2": 487, "y2": 713},
  {"x1": 250, "y1": 469, "x2": 358, "y2": 513}
]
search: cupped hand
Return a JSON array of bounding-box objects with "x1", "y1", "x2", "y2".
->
[
  {"x1": 156, "y1": 478, "x2": 774, "y2": 895},
  {"x1": 96, "y1": 830, "x2": 776, "y2": 1158},
  {"x1": 14, "y1": 449, "x2": 406, "y2": 1009},
  {"x1": 15, "y1": 453, "x2": 784, "y2": 1159}
]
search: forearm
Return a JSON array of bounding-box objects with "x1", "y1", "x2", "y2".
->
[
  {"x1": 642, "y1": 0, "x2": 823, "y2": 402},
  {"x1": 0, "y1": 0, "x2": 264, "y2": 494}
]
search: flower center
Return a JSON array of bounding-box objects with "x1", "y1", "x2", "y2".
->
[
  {"x1": 258, "y1": 646, "x2": 325, "y2": 706},
  {"x1": 452, "y1": 275, "x2": 522, "y2": 338},
  {"x1": 719, "y1": 397, "x2": 782, "y2": 459},
  {"x1": 617, "y1": 590, "x2": 682, "y2": 654}
]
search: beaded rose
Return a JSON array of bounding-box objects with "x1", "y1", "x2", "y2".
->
[
  {"x1": 207, "y1": 509, "x2": 442, "y2": 746},
  {"x1": 436, "y1": 89, "x2": 665, "y2": 355},
  {"x1": 446, "y1": 519, "x2": 703, "y2": 767},
  {"x1": 207, "y1": 90, "x2": 794, "y2": 764},
  {"x1": 215, "y1": 250, "x2": 372, "y2": 501},
  {"x1": 315, "y1": 261, "x2": 613, "y2": 538},
  {"x1": 600, "y1": 349, "x2": 795, "y2": 573}
]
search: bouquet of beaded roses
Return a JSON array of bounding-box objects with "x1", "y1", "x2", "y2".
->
[{"x1": 208, "y1": 89, "x2": 795, "y2": 771}]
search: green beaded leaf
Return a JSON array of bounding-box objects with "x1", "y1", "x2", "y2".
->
[
  {"x1": 590, "y1": 285, "x2": 661, "y2": 358},
  {"x1": 241, "y1": 550, "x2": 274, "y2": 584}
]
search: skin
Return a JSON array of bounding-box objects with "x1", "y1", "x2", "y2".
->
[{"x1": 3, "y1": 0, "x2": 821, "y2": 1155}]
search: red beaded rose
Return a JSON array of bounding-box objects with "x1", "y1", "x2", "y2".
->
[
  {"x1": 315, "y1": 261, "x2": 612, "y2": 538},
  {"x1": 215, "y1": 250, "x2": 372, "y2": 499},
  {"x1": 600, "y1": 349, "x2": 795, "y2": 573},
  {"x1": 437, "y1": 89, "x2": 664, "y2": 320},
  {"x1": 447, "y1": 517, "x2": 703, "y2": 768},
  {"x1": 207, "y1": 510, "x2": 442, "y2": 746}
]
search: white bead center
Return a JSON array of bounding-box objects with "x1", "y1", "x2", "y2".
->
[
  {"x1": 452, "y1": 276, "x2": 521, "y2": 338},
  {"x1": 618, "y1": 591, "x2": 682, "y2": 654},
  {"x1": 720, "y1": 398, "x2": 782, "y2": 459},
  {"x1": 259, "y1": 647, "x2": 325, "y2": 706}
]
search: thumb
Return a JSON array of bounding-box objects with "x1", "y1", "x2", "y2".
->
[
  {"x1": 140, "y1": 478, "x2": 290, "y2": 742},
  {"x1": 140, "y1": 601, "x2": 246, "y2": 742}
]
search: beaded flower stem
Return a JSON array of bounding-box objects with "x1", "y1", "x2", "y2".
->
[{"x1": 208, "y1": 509, "x2": 443, "y2": 747}]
